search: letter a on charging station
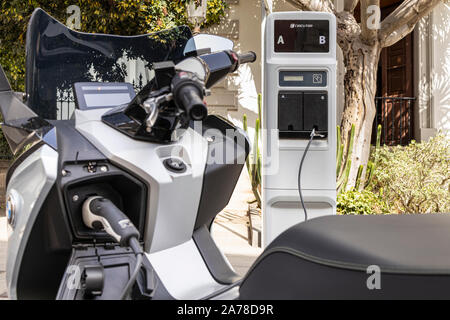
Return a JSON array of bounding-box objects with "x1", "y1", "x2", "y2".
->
[{"x1": 263, "y1": 12, "x2": 337, "y2": 247}]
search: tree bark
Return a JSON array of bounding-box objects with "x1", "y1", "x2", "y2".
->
[
  {"x1": 339, "y1": 38, "x2": 380, "y2": 187},
  {"x1": 345, "y1": 0, "x2": 360, "y2": 12},
  {"x1": 336, "y1": 0, "x2": 380, "y2": 189},
  {"x1": 379, "y1": 0, "x2": 442, "y2": 47},
  {"x1": 286, "y1": 0, "x2": 335, "y2": 12}
]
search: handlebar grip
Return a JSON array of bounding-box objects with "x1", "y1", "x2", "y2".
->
[
  {"x1": 172, "y1": 72, "x2": 208, "y2": 121},
  {"x1": 177, "y1": 84, "x2": 208, "y2": 121},
  {"x1": 238, "y1": 51, "x2": 257, "y2": 64}
]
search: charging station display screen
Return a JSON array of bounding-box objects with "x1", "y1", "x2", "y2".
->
[
  {"x1": 279, "y1": 71, "x2": 327, "y2": 87},
  {"x1": 274, "y1": 20, "x2": 329, "y2": 53},
  {"x1": 284, "y1": 75, "x2": 304, "y2": 82}
]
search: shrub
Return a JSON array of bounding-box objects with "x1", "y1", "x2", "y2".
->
[
  {"x1": 0, "y1": 0, "x2": 227, "y2": 91},
  {"x1": 337, "y1": 189, "x2": 390, "y2": 215},
  {"x1": 0, "y1": 115, "x2": 12, "y2": 159},
  {"x1": 0, "y1": 0, "x2": 227, "y2": 157},
  {"x1": 0, "y1": 129, "x2": 11, "y2": 158},
  {"x1": 370, "y1": 133, "x2": 450, "y2": 213}
]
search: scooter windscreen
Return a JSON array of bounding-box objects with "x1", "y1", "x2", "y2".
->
[
  {"x1": 25, "y1": 9, "x2": 193, "y2": 121},
  {"x1": 183, "y1": 34, "x2": 234, "y2": 56},
  {"x1": 0, "y1": 9, "x2": 254, "y2": 150},
  {"x1": 0, "y1": 8, "x2": 198, "y2": 154}
]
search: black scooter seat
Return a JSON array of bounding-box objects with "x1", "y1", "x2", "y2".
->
[{"x1": 239, "y1": 214, "x2": 450, "y2": 299}]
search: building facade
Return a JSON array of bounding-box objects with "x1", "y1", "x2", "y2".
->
[{"x1": 205, "y1": 0, "x2": 449, "y2": 144}]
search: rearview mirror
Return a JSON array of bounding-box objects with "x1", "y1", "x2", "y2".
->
[{"x1": 184, "y1": 34, "x2": 234, "y2": 56}]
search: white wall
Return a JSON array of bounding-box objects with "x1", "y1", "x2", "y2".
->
[
  {"x1": 431, "y1": 1, "x2": 450, "y2": 136},
  {"x1": 414, "y1": 1, "x2": 450, "y2": 141},
  {"x1": 205, "y1": 0, "x2": 263, "y2": 143},
  {"x1": 204, "y1": 0, "x2": 301, "y2": 143}
]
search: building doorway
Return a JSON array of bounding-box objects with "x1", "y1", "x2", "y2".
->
[{"x1": 374, "y1": 1, "x2": 415, "y2": 145}]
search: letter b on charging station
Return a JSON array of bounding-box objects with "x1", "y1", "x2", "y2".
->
[{"x1": 263, "y1": 12, "x2": 337, "y2": 246}]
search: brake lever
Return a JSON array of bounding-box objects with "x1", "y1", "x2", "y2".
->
[{"x1": 142, "y1": 93, "x2": 173, "y2": 132}]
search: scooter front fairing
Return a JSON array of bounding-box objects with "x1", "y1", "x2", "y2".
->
[{"x1": 1, "y1": 9, "x2": 250, "y2": 300}]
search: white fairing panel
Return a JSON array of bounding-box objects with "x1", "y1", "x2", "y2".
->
[
  {"x1": 75, "y1": 109, "x2": 209, "y2": 253},
  {"x1": 146, "y1": 240, "x2": 230, "y2": 300},
  {"x1": 6, "y1": 145, "x2": 58, "y2": 299}
]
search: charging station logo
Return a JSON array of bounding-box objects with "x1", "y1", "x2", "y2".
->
[
  {"x1": 119, "y1": 219, "x2": 133, "y2": 229},
  {"x1": 313, "y1": 74, "x2": 323, "y2": 84}
]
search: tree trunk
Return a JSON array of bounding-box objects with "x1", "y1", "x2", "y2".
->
[{"x1": 339, "y1": 39, "x2": 381, "y2": 188}]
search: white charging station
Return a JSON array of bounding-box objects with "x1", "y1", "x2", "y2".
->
[{"x1": 263, "y1": 12, "x2": 337, "y2": 246}]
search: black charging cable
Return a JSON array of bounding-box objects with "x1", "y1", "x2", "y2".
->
[
  {"x1": 298, "y1": 128, "x2": 324, "y2": 221},
  {"x1": 82, "y1": 197, "x2": 144, "y2": 300},
  {"x1": 120, "y1": 237, "x2": 144, "y2": 300}
]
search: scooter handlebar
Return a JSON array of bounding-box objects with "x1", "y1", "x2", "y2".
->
[
  {"x1": 172, "y1": 72, "x2": 208, "y2": 121},
  {"x1": 176, "y1": 83, "x2": 208, "y2": 121},
  {"x1": 237, "y1": 51, "x2": 257, "y2": 64}
]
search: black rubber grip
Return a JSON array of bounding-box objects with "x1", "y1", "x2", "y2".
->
[
  {"x1": 177, "y1": 84, "x2": 208, "y2": 121},
  {"x1": 90, "y1": 198, "x2": 140, "y2": 247},
  {"x1": 238, "y1": 51, "x2": 257, "y2": 64}
]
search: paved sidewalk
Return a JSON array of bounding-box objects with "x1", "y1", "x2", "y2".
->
[
  {"x1": 0, "y1": 217, "x2": 8, "y2": 300},
  {"x1": 212, "y1": 221, "x2": 261, "y2": 277},
  {"x1": 212, "y1": 169, "x2": 262, "y2": 276}
]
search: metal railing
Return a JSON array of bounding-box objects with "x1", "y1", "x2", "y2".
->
[
  {"x1": 374, "y1": 97, "x2": 415, "y2": 146},
  {"x1": 56, "y1": 90, "x2": 75, "y2": 120},
  {"x1": 55, "y1": 77, "x2": 148, "y2": 120}
]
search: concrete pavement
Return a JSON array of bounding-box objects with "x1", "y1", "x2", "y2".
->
[
  {"x1": 212, "y1": 169, "x2": 262, "y2": 276},
  {"x1": 212, "y1": 221, "x2": 261, "y2": 277},
  {"x1": 0, "y1": 217, "x2": 7, "y2": 299}
]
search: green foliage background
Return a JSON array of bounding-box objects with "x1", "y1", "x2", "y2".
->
[
  {"x1": 371, "y1": 133, "x2": 450, "y2": 214},
  {"x1": 338, "y1": 133, "x2": 450, "y2": 215},
  {"x1": 0, "y1": 0, "x2": 227, "y2": 91},
  {"x1": 337, "y1": 189, "x2": 390, "y2": 215}
]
